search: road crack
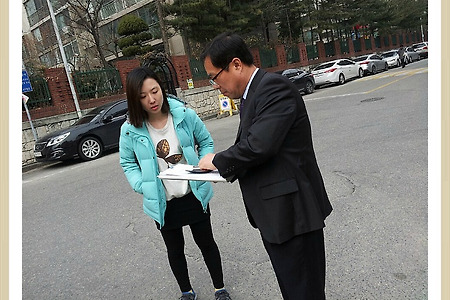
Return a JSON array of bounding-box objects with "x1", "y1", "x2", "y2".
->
[{"x1": 333, "y1": 171, "x2": 357, "y2": 195}]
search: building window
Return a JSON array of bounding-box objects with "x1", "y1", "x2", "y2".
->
[
  {"x1": 63, "y1": 41, "x2": 80, "y2": 62},
  {"x1": 124, "y1": 0, "x2": 139, "y2": 7},
  {"x1": 25, "y1": 0, "x2": 49, "y2": 27},
  {"x1": 24, "y1": 0, "x2": 37, "y2": 16},
  {"x1": 100, "y1": 0, "x2": 124, "y2": 20},
  {"x1": 56, "y1": 13, "x2": 70, "y2": 34},
  {"x1": 33, "y1": 28, "x2": 43, "y2": 42},
  {"x1": 39, "y1": 53, "x2": 51, "y2": 66}
]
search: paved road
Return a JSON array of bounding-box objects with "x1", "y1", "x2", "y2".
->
[{"x1": 22, "y1": 60, "x2": 428, "y2": 299}]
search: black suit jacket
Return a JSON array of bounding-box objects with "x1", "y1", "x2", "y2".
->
[{"x1": 213, "y1": 69, "x2": 332, "y2": 244}]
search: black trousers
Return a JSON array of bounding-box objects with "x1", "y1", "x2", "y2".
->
[
  {"x1": 160, "y1": 217, "x2": 224, "y2": 292},
  {"x1": 262, "y1": 229, "x2": 326, "y2": 300}
]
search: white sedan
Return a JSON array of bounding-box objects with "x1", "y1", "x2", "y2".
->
[
  {"x1": 311, "y1": 59, "x2": 364, "y2": 87},
  {"x1": 381, "y1": 50, "x2": 401, "y2": 68}
]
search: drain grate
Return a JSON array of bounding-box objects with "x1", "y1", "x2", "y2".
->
[{"x1": 361, "y1": 97, "x2": 384, "y2": 103}]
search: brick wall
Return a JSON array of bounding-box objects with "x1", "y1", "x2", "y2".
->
[
  {"x1": 116, "y1": 59, "x2": 141, "y2": 92},
  {"x1": 170, "y1": 55, "x2": 192, "y2": 90}
]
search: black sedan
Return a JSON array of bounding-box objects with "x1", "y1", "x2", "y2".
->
[
  {"x1": 278, "y1": 68, "x2": 315, "y2": 94},
  {"x1": 34, "y1": 99, "x2": 128, "y2": 162}
]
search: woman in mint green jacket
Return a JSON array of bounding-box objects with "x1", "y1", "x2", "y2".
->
[{"x1": 119, "y1": 67, "x2": 231, "y2": 300}]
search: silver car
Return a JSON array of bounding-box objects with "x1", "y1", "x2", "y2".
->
[
  {"x1": 404, "y1": 47, "x2": 421, "y2": 63},
  {"x1": 381, "y1": 50, "x2": 401, "y2": 68},
  {"x1": 354, "y1": 54, "x2": 389, "y2": 75},
  {"x1": 411, "y1": 42, "x2": 428, "y2": 58}
]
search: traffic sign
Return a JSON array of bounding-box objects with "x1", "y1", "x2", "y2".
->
[{"x1": 22, "y1": 70, "x2": 33, "y2": 93}]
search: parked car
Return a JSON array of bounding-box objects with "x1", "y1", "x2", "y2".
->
[
  {"x1": 381, "y1": 50, "x2": 401, "y2": 68},
  {"x1": 34, "y1": 99, "x2": 128, "y2": 162},
  {"x1": 278, "y1": 68, "x2": 315, "y2": 94},
  {"x1": 353, "y1": 54, "x2": 389, "y2": 75},
  {"x1": 311, "y1": 59, "x2": 364, "y2": 87},
  {"x1": 411, "y1": 42, "x2": 428, "y2": 58},
  {"x1": 404, "y1": 46, "x2": 421, "y2": 63}
]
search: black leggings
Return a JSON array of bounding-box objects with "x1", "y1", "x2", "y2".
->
[{"x1": 160, "y1": 218, "x2": 224, "y2": 292}]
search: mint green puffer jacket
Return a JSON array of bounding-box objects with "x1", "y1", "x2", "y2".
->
[{"x1": 119, "y1": 96, "x2": 214, "y2": 228}]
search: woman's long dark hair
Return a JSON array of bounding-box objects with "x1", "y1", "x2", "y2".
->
[{"x1": 126, "y1": 67, "x2": 169, "y2": 127}]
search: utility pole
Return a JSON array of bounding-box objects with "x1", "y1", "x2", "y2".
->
[
  {"x1": 45, "y1": 0, "x2": 82, "y2": 118},
  {"x1": 420, "y1": 17, "x2": 425, "y2": 42},
  {"x1": 156, "y1": 0, "x2": 170, "y2": 55}
]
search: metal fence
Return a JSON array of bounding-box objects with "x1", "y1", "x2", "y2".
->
[
  {"x1": 306, "y1": 44, "x2": 318, "y2": 60},
  {"x1": 375, "y1": 37, "x2": 381, "y2": 48},
  {"x1": 324, "y1": 41, "x2": 335, "y2": 57},
  {"x1": 365, "y1": 39, "x2": 372, "y2": 50},
  {"x1": 259, "y1": 48, "x2": 277, "y2": 68},
  {"x1": 353, "y1": 39, "x2": 362, "y2": 52},
  {"x1": 189, "y1": 58, "x2": 208, "y2": 80},
  {"x1": 23, "y1": 76, "x2": 52, "y2": 109},
  {"x1": 73, "y1": 68, "x2": 123, "y2": 100},
  {"x1": 392, "y1": 34, "x2": 398, "y2": 46},
  {"x1": 286, "y1": 46, "x2": 300, "y2": 64},
  {"x1": 340, "y1": 40, "x2": 349, "y2": 54}
]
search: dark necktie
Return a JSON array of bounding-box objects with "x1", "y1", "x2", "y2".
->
[{"x1": 240, "y1": 97, "x2": 245, "y2": 115}]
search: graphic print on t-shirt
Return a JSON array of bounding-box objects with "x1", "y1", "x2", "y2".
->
[{"x1": 156, "y1": 139, "x2": 183, "y2": 167}]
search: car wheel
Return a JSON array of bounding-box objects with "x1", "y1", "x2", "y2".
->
[
  {"x1": 339, "y1": 73, "x2": 345, "y2": 84},
  {"x1": 371, "y1": 65, "x2": 376, "y2": 74},
  {"x1": 78, "y1": 136, "x2": 103, "y2": 161},
  {"x1": 358, "y1": 68, "x2": 364, "y2": 78},
  {"x1": 305, "y1": 81, "x2": 314, "y2": 94},
  {"x1": 385, "y1": 63, "x2": 389, "y2": 70}
]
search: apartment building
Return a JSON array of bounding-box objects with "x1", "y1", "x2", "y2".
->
[{"x1": 22, "y1": 0, "x2": 175, "y2": 72}]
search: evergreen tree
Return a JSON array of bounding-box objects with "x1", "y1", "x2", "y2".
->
[{"x1": 117, "y1": 14, "x2": 153, "y2": 57}]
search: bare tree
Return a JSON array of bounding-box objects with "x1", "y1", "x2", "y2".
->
[{"x1": 58, "y1": 0, "x2": 113, "y2": 68}]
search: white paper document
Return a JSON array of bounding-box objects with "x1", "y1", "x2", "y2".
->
[{"x1": 158, "y1": 164, "x2": 227, "y2": 182}]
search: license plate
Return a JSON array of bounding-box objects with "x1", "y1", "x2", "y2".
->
[{"x1": 34, "y1": 152, "x2": 43, "y2": 158}]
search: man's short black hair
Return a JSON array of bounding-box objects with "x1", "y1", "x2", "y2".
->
[{"x1": 201, "y1": 32, "x2": 254, "y2": 69}]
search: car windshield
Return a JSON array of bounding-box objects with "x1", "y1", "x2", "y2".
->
[
  {"x1": 314, "y1": 62, "x2": 335, "y2": 70},
  {"x1": 282, "y1": 70, "x2": 301, "y2": 78},
  {"x1": 354, "y1": 56, "x2": 368, "y2": 62},
  {"x1": 73, "y1": 105, "x2": 109, "y2": 125},
  {"x1": 73, "y1": 114, "x2": 99, "y2": 125},
  {"x1": 382, "y1": 52, "x2": 396, "y2": 58}
]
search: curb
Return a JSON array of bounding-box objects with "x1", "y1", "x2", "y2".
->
[{"x1": 22, "y1": 161, "x2": 59, "y2": 173}]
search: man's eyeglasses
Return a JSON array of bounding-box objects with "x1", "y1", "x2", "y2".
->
[{"x1": 209, "y1": 64, "x2": 228, "y2": 85}]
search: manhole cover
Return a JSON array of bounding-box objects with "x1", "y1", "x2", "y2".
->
[{"x1": 361, "y1": 97, "x2": 384, "y2": 103}]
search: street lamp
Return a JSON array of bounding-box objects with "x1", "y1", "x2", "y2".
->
[{"x1": 45, "y1": 0, "x2": 82, "y2": 118}]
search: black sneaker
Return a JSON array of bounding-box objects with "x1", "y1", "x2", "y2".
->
[
  {"x1": 215, "y1": 289, "x2": 232, "y2": 300},
  {"x1": 179, "y1": 291, "x2": 197, "y2": 300}
]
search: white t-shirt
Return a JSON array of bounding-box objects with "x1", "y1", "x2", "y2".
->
[{"x1": 147, "y1": 113, "x2": 190, "y2": 200}]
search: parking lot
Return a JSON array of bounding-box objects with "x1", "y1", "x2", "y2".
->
[{"x1": 21, "y1": 60, "x2": 429, "y2": 299}]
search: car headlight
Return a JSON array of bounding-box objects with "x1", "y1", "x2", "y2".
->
[{"x1": 47, "y1": 132, "x2": 70, "y2": 146}]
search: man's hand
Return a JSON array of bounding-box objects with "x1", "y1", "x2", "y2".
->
[{"x1": 198, "y1": 153, "x2": 217, "y2": 170}]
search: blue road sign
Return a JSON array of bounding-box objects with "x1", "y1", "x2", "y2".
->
[{"x1": 22, "y1": 70, "x2": 33, "y2": 93}]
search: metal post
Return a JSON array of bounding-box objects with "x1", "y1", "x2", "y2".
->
[
  {"x1": 420, "y1": 23, "x2": 425, "y2": 42},
  {"x1": 45, "y1": 0, "x2": 82, "y2": 118},
  {"x1": 22, "y1": 96, "x2": 38, "y2": 141}
]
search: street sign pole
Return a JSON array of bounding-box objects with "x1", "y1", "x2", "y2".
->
[{"x1": 22, "y1": 94, "x2": 38, "y2": 142}]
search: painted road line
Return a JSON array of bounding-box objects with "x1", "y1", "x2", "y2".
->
[{"x1": 306, "y1": 68, "x2": 427, "y2": 101}]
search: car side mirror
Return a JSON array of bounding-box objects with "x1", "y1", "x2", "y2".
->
[{"x1": 103, "y1": 115, "x2": 113, "y2": 123}]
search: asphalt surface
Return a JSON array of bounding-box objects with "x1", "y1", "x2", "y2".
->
[{"x1": 22, "y1": 60, "x2": 429, "y2": 299}]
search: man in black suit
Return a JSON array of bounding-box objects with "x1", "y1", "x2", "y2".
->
[{"x1": 199, "y1": 32, "x2": 333, "y2": 300}]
